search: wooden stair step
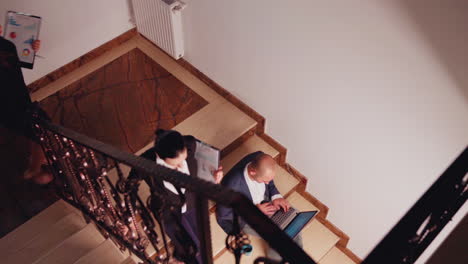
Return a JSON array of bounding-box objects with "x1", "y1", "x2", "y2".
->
[
  {"x1": 172, "y1": 99, "x2": 257, "y2": 151},
  {"x1": 120, "y1": 256, "x2": 137, "y2": 264},
  {"x1": 210, "y1": 212, "x2": 228, "y2": 257},
  {"x1": 73, "y1": 239, "x2": 126, "y2": 264},
  {"x1": 286, "y1": 191, "x2": 341, "y2": 261},
  {"x1": 302, "y1": 219, "x2": 340, "y2": 262},
  {"x1": 276, "y1": 166, "x2": 300, "y2": 196},
  {"x1": 220, "y1": 135, "x2": 279, "y2": 173},
  {"x1": 319, "y1": 247, "x2": 356, "y2": 264},
  {"x1": 0, "y1": 200, "x2": 77, "y2": 253},
  {"x1": 33, "y1": 223, "x2": 105, "y2": 264},
  {"x1": 286, "y1": 192, "x2": 320, "y2": 212},
  {"x1": 3, "y1": 212, "x2": 87, "y2": 264}
]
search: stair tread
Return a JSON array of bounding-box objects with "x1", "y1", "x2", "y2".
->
[
  {"x1": 33, "y1": 223, "x2": 105, "y2": 264},
  {"x1": 120, "y1": 256, "x2": 137, "y2": 264},
  {"x1": 287, "y1": 192, "x2": 320, "y2": 212},
  {"x1": 210, "y1": 212, "x2": 228, "y2": 257},
  {"x1": 302, "y1": 219, "x2": 340, "y2": 262},
  {"x1": 3, "y1": 212, "x2": 87, "y2": 264},
  {"x1": 215, "y1": 234, "x2": 348, "y2": 264},
  {"x1": 221, "y1": 135, "x2": 279, "y2": 173},
  {"x1": 172, "y1": 100, "x2": 257, "y2": 151},
  {"x1": 74, "y1": 239, "x2": 126, "y2": 264},
  {"x1": 319, "y1": 246, "x2": 356, "y2": 264},
  {"x1": 276, "y1": 166, "x2": 300, "y2": 196},
  {"x1": 0, "y1": 200, "x2": 77, "y2": 252},
  {"x1": 286, "y1": 192, "x2": 339, "y2": 261}
]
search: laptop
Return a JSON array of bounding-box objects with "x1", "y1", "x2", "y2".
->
[{"x1": 270, "y1": 207, "x2": 318, "y2": 239}]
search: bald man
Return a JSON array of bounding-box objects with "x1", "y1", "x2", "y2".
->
[{"x1": 216, "y1": 151, "x2": 301, "y2": 260}]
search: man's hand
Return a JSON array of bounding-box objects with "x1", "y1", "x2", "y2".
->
[
  {"x1": 272, "y1": 198, "x2": 291, "y2": 212},
  {"x1": 213, "y1": 166, "x2": 223, "y2": 184},
  {"x1": 257, "y1": 202, "x2": 277, "y2": 216}
]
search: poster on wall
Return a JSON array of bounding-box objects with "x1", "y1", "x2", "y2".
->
[{"x1": 3, "y1": 11, "x2": 41, "y2": 69}]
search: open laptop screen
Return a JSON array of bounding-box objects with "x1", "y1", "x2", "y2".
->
[{"x1": 284, "y1": 211, "x2": 318, "y2": 238}]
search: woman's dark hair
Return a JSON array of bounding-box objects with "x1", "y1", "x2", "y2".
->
[{"x1": 154, "y1": 129, "x2": 186, "y2": 159}]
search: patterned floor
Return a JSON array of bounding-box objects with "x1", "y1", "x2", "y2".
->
[{"x1": 40, "y1": 48, "x2": 208, "y2": 153}]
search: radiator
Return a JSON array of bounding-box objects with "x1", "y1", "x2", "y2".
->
[{"x1": 132, "y1": 0, "x2": 187, "y2": 59}]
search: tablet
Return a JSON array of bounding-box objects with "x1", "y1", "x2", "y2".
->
[
  {"x1": 194, "y1": 139, "x2": 220, "y2": 182},
  {"x1": 3, "y1": 11, "x2": 42, "y2": 69}
]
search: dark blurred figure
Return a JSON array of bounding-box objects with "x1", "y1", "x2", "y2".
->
[{"x1": 0, "y1": 29, "x2": 55, "y2": 238}]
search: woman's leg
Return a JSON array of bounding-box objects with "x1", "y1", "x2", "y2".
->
[
  {"x1": 182, "y1": 210, "x2": 202, "y2": 264},
  {"x1": 163, "y1": 212, "x2": 199, "y2": 264}
]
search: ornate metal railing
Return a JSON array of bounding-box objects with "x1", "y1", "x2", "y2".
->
[
  {"x1": 362, "y1": 146, "x2": 467, "y2": 264},
  {"x1": 30, "y1": 113, "x2": 314, "y2": 264}
]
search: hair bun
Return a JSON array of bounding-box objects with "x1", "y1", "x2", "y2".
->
[{"x1": 155, "y1": 129, "x2": 167, "y2": 137}]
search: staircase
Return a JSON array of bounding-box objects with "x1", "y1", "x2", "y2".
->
[
  {"x1": 0, "y1": 33, "x2": 360, "y2": 263},
  {"x1": 0, "y1": 200, "x2": 135, "y2": 264}
]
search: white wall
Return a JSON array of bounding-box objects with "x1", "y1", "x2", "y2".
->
[
  {"x1": 0, "y1": 0, "x2": 134, "y2": 84},
  {"x1": 182, "y1": 0, "x2": 468, "y2": 258}
]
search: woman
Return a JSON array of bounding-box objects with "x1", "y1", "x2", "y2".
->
[{"x1": 130, "y1": 129, "x2": 222, "y2": 263}]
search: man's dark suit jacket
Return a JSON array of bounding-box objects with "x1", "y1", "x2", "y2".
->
[{"x1": 216, "y1": 151, "x2": 280, "y2": 234}]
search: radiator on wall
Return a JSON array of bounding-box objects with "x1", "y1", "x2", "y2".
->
[{"x1": 132, "y1": 0, "x2": 186, "y2": 59}]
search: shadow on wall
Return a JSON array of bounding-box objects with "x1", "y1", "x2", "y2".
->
[{"x1": 397, "y1": 0, "x2": 468, "y2": 104}]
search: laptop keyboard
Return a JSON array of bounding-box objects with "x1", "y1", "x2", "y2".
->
[{"x1": 271, "y1": 207, "x2": 297, "y2": 229}]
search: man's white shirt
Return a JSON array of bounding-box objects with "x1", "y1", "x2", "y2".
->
[{"x1": 243, "y1": 162, "x2": 282, "y2": 205}]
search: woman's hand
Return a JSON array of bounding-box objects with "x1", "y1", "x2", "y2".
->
[
  {"x1": 1, "y1": 25, "x2": 41, "y2": 52},
  {"x1": 213, "y1": 166, "x2": 224, "y2": 184},
  {"x1": 32, "y1": 40, "x2": 41, "y2": 52}
]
